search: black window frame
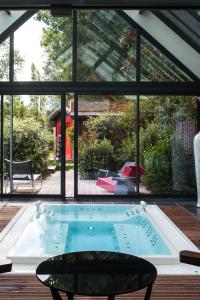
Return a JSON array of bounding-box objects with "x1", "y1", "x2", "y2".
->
[{"x1": 0, "y1": 5, "x2": 200, "y2": 202}]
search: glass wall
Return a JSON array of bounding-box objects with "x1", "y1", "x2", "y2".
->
[
  {"x1": 77, "y1": 11, "x2": 136, "y2": 81},
  {"x1": 78, "y1": 95, "x2": 137, "y2": 195},
  {"x1": 139, "y1": 95, "x2": 197, "y2": 194},
  {"x1": 3, "y1": 95, "x2": 61, "y2": 194},
  {"x1": 14, "y1": 11, "x2": 72, "y2": 81},
  {"x1": 141, "y1": 37, "x2": 192, "y2": 82},
  {"x1": 0, "y1": 38, "x2": 9, "y2": 81},
  {"x1": 0, "y1": 9, "x2": 198, "y2": 198}
]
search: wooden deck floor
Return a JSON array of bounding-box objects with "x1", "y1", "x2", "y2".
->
[
  {"x1": 4, "y1": 170, "x2": 150, "y2": 196},
  {"x1": 0, "y1": 205, "x2": 200, "y2": 300}
]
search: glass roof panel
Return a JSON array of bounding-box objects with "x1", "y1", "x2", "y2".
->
[
  {"x1": 155, "y1": 9, "x2": 200, "y2": 54},
  {"x1": 77, "y1": 10, "x2": 137, "y2": 81},
  {"x1": 141, "y1": 36, "x2": 192, "y2": 82}
]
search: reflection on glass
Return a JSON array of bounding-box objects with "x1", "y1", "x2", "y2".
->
[
  {"x1": 14, "y1": 11, "x2": 72, "y2": 81},
  {"x1": 78, "y1": 95, "x2": 137, "y2": 195},
  {"x1": 139, "y1": 95, "x2": 197, "y2": 194},
  {"x1": 141, "y1": 37, "x2": 192, "y2": 82},
  {"x1": 0, "y1": 39, "x2": 9, "y2": 81},
  {"x1": 78, "y1": 11, "x2": 136, "y2": 81},
  {"x1": 4, "y1": 95, "x2": 61, "y2": 194}
]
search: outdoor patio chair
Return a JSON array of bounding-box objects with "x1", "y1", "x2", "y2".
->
[
  {"x1": 96, "y1": 162, "x2": 144, "y2": 195},
  {"x1": 4, "y1": 159, "x2": 42, "y2": 193}
]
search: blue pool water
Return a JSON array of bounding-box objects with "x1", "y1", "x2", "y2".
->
[{"x1": 11, "y1": 204, "x2": 171, "y2": 257}]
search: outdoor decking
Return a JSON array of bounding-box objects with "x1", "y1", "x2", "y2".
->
[
  {"x1": 0, "y1": 204, "x2": 200, "y2": 299},
  {"x1": 4, "y1": 170, "x2": 150, "y2": 196}
]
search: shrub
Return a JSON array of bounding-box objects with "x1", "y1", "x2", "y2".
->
[
  {"x1": 171, "y1": 135, "x2": 196, "y2": 193},
  {"x1": 118, "y1": 135, "x2": 136, "y2": 167},
  {"x1": 4, "y1": 117, "x2": 54, "y2": 175},
  {"x1": 142, "y1": 137, "x2": 172, "y2": 193},
  {"x1": 84, "y1": 114, "x2": 127, "y2": 150},
  {"x1": 79, "y1": 139, "x2": 117, "y2": 179},
  {"x1": 140, "y1": 122, "x2": 160, "y2": 163}
]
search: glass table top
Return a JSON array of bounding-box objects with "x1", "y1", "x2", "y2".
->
[{"x1": 36, "y1": 251, "x2": 157, "y2": 296}]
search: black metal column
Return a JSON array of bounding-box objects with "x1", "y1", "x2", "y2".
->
[
  {"x1": 0, "y1": 95, "x2": 3, "y2": 195},
  {"x1": 61, "y1": 93, "x2": 66, "y2": 198},
  {"x1": 136, "y1": 31, "x2": 141, "y2": 194},
  {"x1": 73, "y1": 9, "x2": 78, "y2": 198}
]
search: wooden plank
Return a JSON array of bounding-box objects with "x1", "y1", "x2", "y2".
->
[
  {"x1": 161, "y1": 206, "x2": 200, "y2": 249},
  {"x1": 0, "y1": 275, "x2": 200, "y2": 300},
  {"x1": 0, "y1": 206, "x2": 21, "y2": 233}
]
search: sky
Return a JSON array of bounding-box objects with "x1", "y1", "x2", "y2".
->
[{"x1": 14, "y1": 15, "x2": 45, "y2": 81}]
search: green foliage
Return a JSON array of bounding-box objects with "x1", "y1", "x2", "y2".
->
[
  {"x1": 118, "y1": 135, "x2": 136, "y2": 166},
  {"x1": 79, "y1": 139, "x2": 116, "y2": 179},
  {"x1": 142, "y1": 137, "x2": 172, "y2": 193},
  {"x1": 119, "y1": 101, "x2": 136, "y2": 132},
  {"x1": 140, "y1": 122, "x2": 160, "y2": 162},
  {"x1": 35, "y1": 11, "x2": 72, "y2": 80},
  {"x1": 4, "y1": 117, "x2": 54, "y2": 175},
  {"x1": 49, "y1": 160, "x2": 73, "y2": 171},
  {"x1": 0, "y1": 40, "x2": 24, "y2": 80},
  {"x1": 138, "y1": 96, "x2": 196, "y2": 193},
  {"x1": 84, "y1": 114, "x2": 127, "y2": 150},
  {"x1": 171, "y1": 135, "x2": 196, "y2": 193}
]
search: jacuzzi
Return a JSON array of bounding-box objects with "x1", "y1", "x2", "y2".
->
[{"x1": 0, "y1": 203, "x2": 199, "y2": 266}]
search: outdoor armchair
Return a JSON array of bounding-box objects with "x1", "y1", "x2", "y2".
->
[
  {"x1": 96, "y1": 162, "x2": 144, "y2": 195},
  {"x1": 4, "y1": 159, "x2": 42, "y2": 193}
]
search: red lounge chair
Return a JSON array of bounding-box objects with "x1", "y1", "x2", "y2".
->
[{"x1": 96, "y1": 162, "x2": 144, "y2": 194}]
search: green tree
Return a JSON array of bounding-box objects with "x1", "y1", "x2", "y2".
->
[
  {"x1": 0, "y1": 39, "x2": 24, "y2": 80},
  {"x1": 4, "y1": 117, "x2": 54, "y2": 175},
  {"x1": 79, "y1": 139, "x2": 116, "y2": 179},
  {"x1": 35, "y1": 11, "x2": 72, "y2": 80},
  {"x1": 84, "y1": 114, "x2": 127, "y2": 151}
]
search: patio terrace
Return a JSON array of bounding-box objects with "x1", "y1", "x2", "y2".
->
[{"x1": 4, "y1": 170, "x2": 150, "y2": 196}]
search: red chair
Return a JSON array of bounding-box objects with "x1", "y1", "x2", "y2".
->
[{"x1": 96, "y1": 162, "x2": 144, "y2": 194}]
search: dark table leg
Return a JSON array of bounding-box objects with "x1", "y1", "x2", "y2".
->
[
  {"x1": 144, "y1": 283, "x2": 153, "y2": 300},
  {"x1": 108, "y1": 295, "x2": 115, "y2": 300},
  {"x1": 66, "y1": 292, "x2": 74, "y2": 300},
  {"x1": 50, "y1": 288, "x2": 63, "y2": 300}
]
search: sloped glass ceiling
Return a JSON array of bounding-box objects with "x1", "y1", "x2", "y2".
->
[
  {"x1": 13, "y1": 11, "x2": 72, "y2": 81},
  {"x1": 155, "y1": 10, "x2": 200, "y2": 54},
  {"x1": 77, "y1": 10, "x2": 193, "y2": 82},
  {"x1": 0, "y1": 9, "x2": 195, "y2": 82},
  {"x1": 77, "y1": 10, "x2": 137, "y2": 81},
  {"x1": 141, "y1": 37, "x2": 192, "y2": 82}
]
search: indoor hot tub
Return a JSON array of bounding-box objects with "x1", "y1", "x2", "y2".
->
[{"x1": 0, "y1": 203, "x2": 198, "y2": 266}]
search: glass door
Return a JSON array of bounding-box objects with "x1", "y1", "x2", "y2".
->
[
  {"x1": 2, "y1": 94, "x2": 63, "y2": 196},
  {"x1": 77, "y1": 94, "x2": 138, "y2": 197}
]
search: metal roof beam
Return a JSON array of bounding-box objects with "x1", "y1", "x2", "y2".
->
[{"x1": 0, "y1": 1, "x2": 199, "y2": 9}]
